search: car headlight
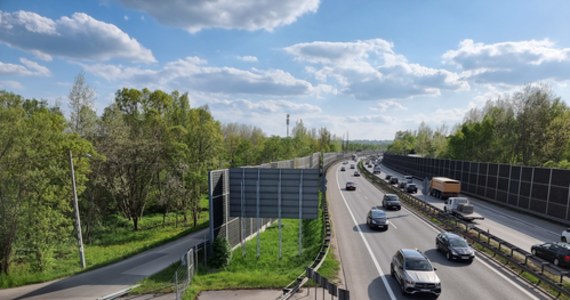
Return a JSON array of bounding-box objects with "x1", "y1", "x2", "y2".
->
[
  {"x1": 435, "y1": 282, "x2": 441, "y2": 287},
  {"x1": 371, "y1": 220, "x2": 377, "y2": 224},
  {"x1": 450, "y1": 250, "x2": 457, "y2": 255}
]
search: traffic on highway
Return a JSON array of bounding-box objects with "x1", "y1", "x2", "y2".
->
[{"x1": 329, "y1": 157, "x2": 550, "y2": 299}]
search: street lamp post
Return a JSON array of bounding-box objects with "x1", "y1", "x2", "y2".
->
[{"x1": 68, "y1": 149, "x2": 86, "y2": 269}]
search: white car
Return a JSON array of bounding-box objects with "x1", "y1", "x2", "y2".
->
[{"x1": 562, "y1": 228, "x2": 570, "y2": 242}]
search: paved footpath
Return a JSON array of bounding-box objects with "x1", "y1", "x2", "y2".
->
[{"x1": 0, "y1": 229, "x2": 209, "y2": 300}]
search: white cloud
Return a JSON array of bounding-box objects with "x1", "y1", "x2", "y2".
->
[
  {"x1": 238, "y1": 55, "x2": 258, "y2": 63},
  {"x1": 120, "y1": 0, "x2": 320, "y2": 33},
  {"x1": 284, "y1": 39, "x2": 468, "y2": 100},
  {"x1": 83, "y1": 56, "x2": 314, "y2": 96},
  {"x1": 0, "y1": 10, "x2": 155, "y2": 63},
  {"x1": 19, "y1": 58, "x2": 50, "y2": 76},
  {"x1": 372, "y1": 100, "x2": 407, "y2": 112},
  {"x1": 0, "y1": 80, "x2": 23, "y2": 90},
  {"x1": 443, "y1": 39, "x2": 570, "y2": 84},
  {"x1": 0, "y1": 58, "x2": 50, "y2": 76},
  {"x1": 210, "y1": 98, "x2": 321, "y2": 114}
]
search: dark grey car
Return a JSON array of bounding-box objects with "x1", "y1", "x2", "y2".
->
[
  {"x1": 366, "y1": 207, "x2": 389, "y2": 230},
  {"x1": 383, "y1": 194, "x2": 401, "y2": 210},
  {"x1": 436, "y1": 232, "x2": 475, "y2": 262}
]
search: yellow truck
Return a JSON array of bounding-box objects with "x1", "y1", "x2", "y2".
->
[{"x1": 429, "y1": 177, "x2": 460, "y2": 199}]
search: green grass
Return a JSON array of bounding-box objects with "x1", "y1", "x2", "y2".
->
[
  {"x1": 0, "y1": 198, "x2": 209, "y2": 289},
  {"x1": 183, "y1": 219, "x2": 321, "y2": 299},
  {"x1": 134, "y1": 195, "x2": 334, "y2": 300}
]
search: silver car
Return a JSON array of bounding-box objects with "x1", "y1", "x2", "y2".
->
[{"x1": 391, "y1": 248, "x2": 441, "y2": 297}]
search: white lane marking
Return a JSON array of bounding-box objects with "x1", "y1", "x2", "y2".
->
[
  {"x1": 476, "y1": 255, "x2": 540, "y2": 300},
  {"x1": 389, "y1": 221, "x2": 397, "y2": 230},
  {"x1": 335, "y1": 170, "x2": 397, "y2": 300},
  {"x1": 399, "y1": 194, "x2": 541, "y2": 299}
]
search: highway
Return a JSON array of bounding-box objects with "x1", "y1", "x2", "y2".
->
[
  {"x1": 373, "y1": 163, "x2": 567, "y2": 253},
  {"x1": 329, "y1": 161, "x2": 549, "y2": 299}
]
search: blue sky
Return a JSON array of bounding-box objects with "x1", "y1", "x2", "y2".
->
[{"x1": 2, "y1": 0, "x2": 570, "y2": 140}]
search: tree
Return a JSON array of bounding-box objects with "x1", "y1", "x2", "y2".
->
[
  {"x1": 68, "y1": 72, "x2": 97, "y2": 137},
  {"x1": 0, "y1": 91, "x2": 93, "y2": 273}
]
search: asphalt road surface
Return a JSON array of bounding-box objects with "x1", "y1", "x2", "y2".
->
[
  {"x1": 0, "y1": 229, "x2": 209, "y2": 300},
  {"x1": 331, "y1": 161, "x2": 549, "y2": 299},
  {"x1": 372, "y1": 163, "x2": 566, "y2": 252}
]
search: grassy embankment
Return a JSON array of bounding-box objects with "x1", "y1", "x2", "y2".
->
[
  {"x1": 0, "y1": 199, "x2": 209, "y2": 289},
  {"x1": 135, "y1": 195, "x2": 340, "y2": 300}
]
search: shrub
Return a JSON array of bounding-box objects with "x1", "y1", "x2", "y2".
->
[{"x1": 208, "y1": 237, "x2": 231, "y2": 269}]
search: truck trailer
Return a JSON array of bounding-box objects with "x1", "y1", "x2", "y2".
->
[
  {"x1": 444, "y1": 197, "x2": 484, "y2": 222},
  {"x1": 429, "y1": 177, "x2": 460, "y2": 199}
]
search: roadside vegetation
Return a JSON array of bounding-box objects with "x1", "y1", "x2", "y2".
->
[
  {"x1": 0, "y1": 73, "x2": 370, "y2": 288},
  {"x1": 134, "y1": 195, "x2": 338, "y2": 300},
  {"x1": 387, "y1": 84, "x2": 570, "y2": 169}
]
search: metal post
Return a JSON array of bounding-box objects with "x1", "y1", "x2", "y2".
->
[
  {"x1": 546, "y1": 168, "x2": 553, "y2": 214},
  {"x1": 278, "y1": 169, "x2": 282, "y2": 259},
  {"x1": 175, "y1": 271, "x2": 180, "y2": 300},
  {"x1": 529, "y1": 168, "x2": 535, "y2": 209},
  {"x1": 241, "y1": 170, "x2": 246, "y2": 257},
  {"x1": 68, "y1": 149, "x2": 86, "y2": 269},
  {"x1": 256, "y1": 169, "x2": 260, "y2": 259},
  {"x1": 299, "y1": 170, "x2": 304, "y2": 256},
  {"x1": 565, "y1": 183, "x2": 570, "y2": 220}
]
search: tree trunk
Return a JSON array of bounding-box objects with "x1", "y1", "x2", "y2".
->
[{"x1": 132, "y1": 216, "x2": 139, "y2": 231}]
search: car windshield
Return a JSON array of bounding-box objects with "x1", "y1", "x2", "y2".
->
[
  {"x1": 386, "y1": 195, "x2": 399, "y2": 202},
  {"x1": 371, "y1": 210, "x2": 386, "y2": 218},
  {"x1": 405, "y1": 258, "x2": 433, "y2": 271},
  {"x1": 449, "y1": 238, "x2": 468, "y2": 247}
]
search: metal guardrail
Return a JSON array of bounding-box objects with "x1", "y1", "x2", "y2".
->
[{"x1": 359, "y1": 162, "x2": 570, "y2": 298}]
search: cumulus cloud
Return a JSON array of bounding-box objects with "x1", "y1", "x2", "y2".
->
[
  {"x1": 210, "y1": 98, "x2": 321, "y2": 114},
  {"x1": 443, "y1": 39, "x2": 570, "y2": 84},
  {"x1": 0, "y1": 80, "x2": 23, "y2": 90},
  {"x1": 0, "y1": 58, "x2": 50, "y2": 76},
  {"x1": 372, "y1": 100, "x2": 407, "y2": 112},
  {"x1": 83, "y1": 56, "x2": 313, "y2": 96},
  {"x1": 120, "y1": 0, "x2": 320, "y2": 33},
  {"x1": 238, "y1": 55, "x2": 258, "y2": 63},
  {"x1": 0, "y1": 10, "x2": 155, "y2": 63},
  {"x1": 284, "y1": 39, "x2": 468, "y2": 100}
]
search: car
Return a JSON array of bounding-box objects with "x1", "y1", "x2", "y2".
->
[
  {"x1": 345, "y1": 181, "x2": 356, "y2": 191},
  {"x1": 406, "y1": 183, "x2": 418, "y2": 194},
  {"x1": 390, "y1": 177, "x2": 399, "y2": 185},
  {"x1": 383, "y1": 194, "x2": 401, "y2": 210},
  {"x1": 366, "y1": 207, "x2": 389, "y2": 230},
  {"x1": 385, "y1": 174, "x2": 392, "y2": 180},
  {"x1": 531, "y1": 242, "x2": 570, "y2": 267},
  {"x1": 562, "y1": 229, "x2": 570, "y2": 242},
  {"x1": 435, "y1": 232, "x2": 475, "y2": 262},
  {"x1": 399, "y1": 181, "x2": 407, "y2": 188},
  {"x1": 403, "y1": 175, "x2": 413, "y2": 183},
  {"x1": 343, "y1": 161, "x2": 348, "y2": 164},
  {"x1": 340, "y1": 166, "x2": 346, "y2": 171},
  {"x1": 353, "y1": 171, "x2": 360, "y2": 177},
  {"x1": 350, "y1": 164, "x2": 355, "y2": 169},
  {"x1": 391, "y1": 248, "x2": 441, "y2": 297}
]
